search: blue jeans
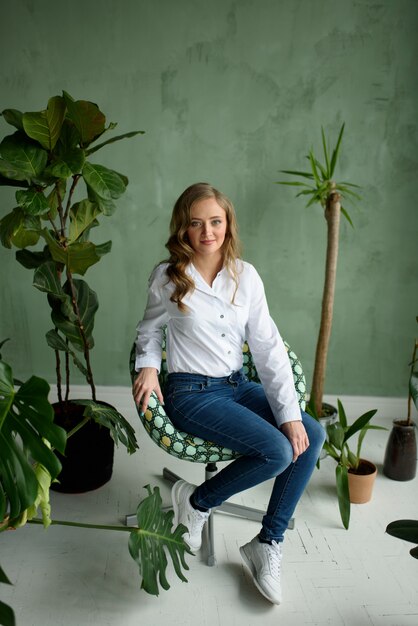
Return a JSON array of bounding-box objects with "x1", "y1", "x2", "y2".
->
[{"x1": 164, "y1": 369, "x2": 326, "y2": 542}]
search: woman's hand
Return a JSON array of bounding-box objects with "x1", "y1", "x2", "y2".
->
[
  {"x1": 132, "y1": 367, "x2": 164, "y2": 414},
  {"x1": 280, "y1": 420, "x2": 310, "y2": 462}
]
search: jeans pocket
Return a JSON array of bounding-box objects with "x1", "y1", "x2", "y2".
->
[{"x1": 165, "y1": 381, "x2": 205, "y2": 399}]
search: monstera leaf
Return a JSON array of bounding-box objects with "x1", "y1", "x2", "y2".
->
[
  {"x1": 73, "y1": 400, "x2": 138, "y2": 454},
  {"x1": 0, "y1": 358, "x2": 66, "y2": 527},
  {"x1": 128, "y1": 485, "x2": 192, "y2": 595},
  {"x1": 0, "y1": 564, "x2": 15, "y2": 626}
]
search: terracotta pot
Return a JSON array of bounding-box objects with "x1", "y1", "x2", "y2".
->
[
  {"x1": 51, "y1": 400, "x2": 115, "y2": 493},
  {"x1": 383, "y1": 419, "x2": 417, "y2": 481},
  {"x1": 348, "y1": 459, "x2": 377, "y2": 504}
]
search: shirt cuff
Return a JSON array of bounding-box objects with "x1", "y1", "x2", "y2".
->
[
  {"x1": 135, "y1": 355, "x2": 161, "y2": 373},
  {"x1": 274, "y1": 404, "x2": 302, "y2": 427}
]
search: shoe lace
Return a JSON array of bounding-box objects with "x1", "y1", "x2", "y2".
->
[
  {"x1": 267, "y1": 541, "x2": 282, "y2": 578},
  {"x1": 187, "y1": 507, "x2": 209, "y2": 532}
]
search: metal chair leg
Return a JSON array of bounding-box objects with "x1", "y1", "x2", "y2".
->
[{"x1": 124, "y1": 464, "x2": 295, "y2": 560}]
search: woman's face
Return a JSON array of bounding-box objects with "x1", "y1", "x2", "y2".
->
[{"x1": 186, "y1": 197, "x2": 228, "y2": 261}]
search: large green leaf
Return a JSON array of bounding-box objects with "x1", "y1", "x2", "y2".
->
[
  {"x1": 73, "y1": 400, "x2": 138, "y2": 454},
  {"x1": 15, "y1": 188, "x2": 49, "y2": 215},
  {"x1": 0, "y1": 207, "x2": 24, "y2": 248},
  {"x1": 128, "y1": 485, "x2": 192, "y2": 595},
  {"x1": 0, "y1": 597, "x2": 15, "y2": 626},
  {"x1": 41, "y1": 228, "x2": 111, "y2": 275},
  {"x1": 16, "y1": 247, "x2": 51, "y2": 269},
  {"x1": 336, "y1": 464, "x2": 350, "y2": 529},
  {"x1": 10, "y1": 214, "x2": 41, "y2": 249},
  {"x1": 22, "y1": 96, "x2": 66, "y2": 151},
  {"x1": 0, "y1": 158, "x2": 30, "y2": 182},
  {"x1": 82, "y1": 162, "x2": 126, "y2": 200},
  {"x1": 87, "y1": 184, "x2": 116, "y2": 216},
  {"x1": 327, "y1": 422, "x2": 345, "y2": 450},
  {"x1": 63, "y1": 92, "x2": 106, "y2": 147},
  {"x1": 0, "y1": 133, "x2": 47, "y2": 182},
  {"x1": 0, "y1": 361, "x2": 66, "y2": 527},
  {"x1": 344, "y1": 409, "x2": 377, "y2": 443},
  {"x1": 45, "y1": 329, "x2": 88, "y2": 376},
  {"x1": 1, "y1": 108, "x2": 23, "y2": 130},
  {"x1": 0, "y1": 361, "x2": 14, "y2": 432},
  {"x1": 33, "y1": 261, "x2": 66, "y2": 299},
  {"x1": 86, "y1": 130, "x2": 145, "y2": 156},
  {"x1": 69, "y1": 199, "x2": 100, "y2": 243},
  {"x1": 50, "y1": 279, "x2": 98, "y2": 350},
  {"x1": 337, "y1": 399, "x2": 347, "y2": 429},
  {"x1": 386, "y1": 519, "x2": 418, "y2": 558}
]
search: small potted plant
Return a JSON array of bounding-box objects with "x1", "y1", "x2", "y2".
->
[
  {"x1": 0, "y1": 92, "x2": 142, "y2": 491},
  {"x1": 383, "y1": 317, "x2": 417, "y2": 481},
  {"x1": 277, "y1": 124, "x2": 361, "y2": 423},
  {"x1": 324, "y1": 399, "x2": 386, "y2": 529}
]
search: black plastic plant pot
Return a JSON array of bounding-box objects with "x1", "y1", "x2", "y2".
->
[
  {"x1": 383, "y1": 419, "x2": 417, "y2": 481},
  {"x1": 51, "y1": 400, "x2": 115, "y2": 493}
]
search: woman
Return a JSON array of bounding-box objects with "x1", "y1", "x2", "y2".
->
[{"x1": 133, "y1": 182, "x2": 325, "y2": 605}]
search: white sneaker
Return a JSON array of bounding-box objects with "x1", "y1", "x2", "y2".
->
[
  {"x1": 239, "y1": 536, "x2": 283, "y2": 604},
  {"x1": 171, "y1": 480, "x2": 210, "y2": 551}
]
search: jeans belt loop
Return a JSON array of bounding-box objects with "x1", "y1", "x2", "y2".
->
[{"x1": 227, "y1": 372, "x2": 238, "y2": 387}]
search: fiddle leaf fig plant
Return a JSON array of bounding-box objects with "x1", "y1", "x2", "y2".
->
[
  {"x1": 277, "y1": 124, "x2": 361, "y2": 417},
  {"x1": 0, "y1": 92, "x2": 143, "y2": 451}
]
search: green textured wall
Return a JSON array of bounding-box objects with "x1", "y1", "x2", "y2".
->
[{"x1": 0, "y1": 0, "x2": 417, "y2": 397}]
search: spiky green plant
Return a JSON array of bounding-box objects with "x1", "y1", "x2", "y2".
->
[
  {"x1": 277, "y1": 124, "x2": 361, "y2": 417},
  {"x1": 324, "y1": 400, "x2": 386, "y2": 529}
]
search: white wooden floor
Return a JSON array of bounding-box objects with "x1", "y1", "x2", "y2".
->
[{"x1": 1, "y1": 393, "x2": 418, "y2": 626}]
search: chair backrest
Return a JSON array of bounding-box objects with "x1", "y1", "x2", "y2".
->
[{"x1": 129, "y1": 327, "x2": 306, "y2": 464}]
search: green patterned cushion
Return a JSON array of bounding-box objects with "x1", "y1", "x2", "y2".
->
[{"x1": 130, "y1": 328, "x2": 306, "y2": 463}]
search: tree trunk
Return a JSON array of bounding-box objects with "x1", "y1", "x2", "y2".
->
[{"x1": 311, "y1": 188, "x2": 341, "y2": 416}]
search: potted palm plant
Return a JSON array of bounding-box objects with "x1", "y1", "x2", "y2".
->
[
  {"x1": 277, "y1": 124, "x2": 361, "y2": 422},
  {"x1": 0, "y1": 92, "x2": 142, "y2": 491},
  {"x1": 383, "y1": 317, "x2": 417, "y2": 480},
  {"x1": 0, "y1": 341, "x2": 192, "y2": 626},
  {"x1": 324, "y1": 399, "x2": 386, "y2": 529}
]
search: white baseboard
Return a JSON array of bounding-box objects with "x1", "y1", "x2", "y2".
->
[{"x1": 49, "y1": 385, "x2": 415, "y2": 424}]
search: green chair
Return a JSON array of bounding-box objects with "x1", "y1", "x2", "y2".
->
[{"x1": 126, "y1": 327, "x2": 306, "y2": 566}]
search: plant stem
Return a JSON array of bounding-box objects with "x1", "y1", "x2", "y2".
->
[
  {"x1": 66, "y1": 269, "x2": 96, "y2": 401},
  {"x1": 63, "y1": 175, "x2": 81, "y2": 223},
  {"x1": 54, "y1": 348, "x2": 63, "y2": 404},
  {"x1": 66, "y1": 415, "x2": 91, "y2": 439},
  {"x1": 28, "y1": 518, "x2": 133, "y2": 532},
  {"x1": 65, "y1": 340, "x2": 70, "y2": 402},
  {"x1": 311, "y1": 186, "x2": 341, "y2": 416},
  {"x1": 55, "y1": 182, "x2": 65, "y2": 236}
]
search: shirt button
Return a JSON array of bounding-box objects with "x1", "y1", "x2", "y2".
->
[
  {"x1": 220, "y1": 314, "x2": 224, "y2": 318},
  {"x1": 227, "y1": 350, "x2": 231, "y2": 354},
  {"x1": 221, "y1": 333, "x2": 225, "y2": 337}
]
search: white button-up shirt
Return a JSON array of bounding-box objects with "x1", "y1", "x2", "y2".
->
[{"x1": 135, "y1": 261, "x2": 301, "y2": 426}]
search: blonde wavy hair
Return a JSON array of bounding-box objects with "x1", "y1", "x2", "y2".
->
[{"x1": 164, "y1": 182, "x2": 242, "y2": 311}]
